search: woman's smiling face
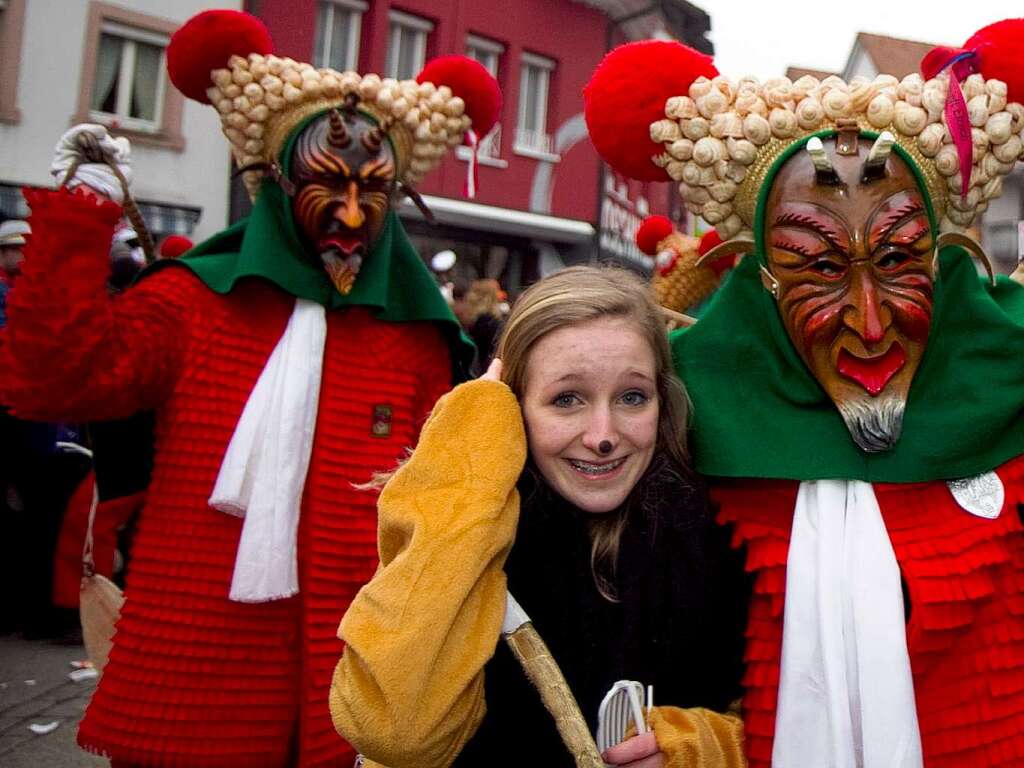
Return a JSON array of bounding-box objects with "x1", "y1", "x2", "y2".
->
[{"x1": 520, "y1": 316, "x2": 659, "y2": 514}]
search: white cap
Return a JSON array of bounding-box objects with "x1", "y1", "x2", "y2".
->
[
  {"x1": 431, "y1": 249, "x2": 457, "y2": 272},
  {"x1": 113, "y1": 226, "x2": 139, "y2": 243},
  {"x1": 0, "y1": 219, "x2": 30, "y2": 247}
]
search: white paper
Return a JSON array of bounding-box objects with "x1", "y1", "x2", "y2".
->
[{"x1": 69, "y1": 668, "x2": 99, "y2": 682}]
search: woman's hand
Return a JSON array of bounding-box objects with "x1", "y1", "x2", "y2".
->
[
  {"x1": 480, "y1": 357, "x2": 502, "y2": 382},
  {"x1": 602, "y1": 731, "x2": 665, "y2": 768}
]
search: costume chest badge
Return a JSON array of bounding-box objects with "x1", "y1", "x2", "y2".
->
[
  {"x1": 371, "y1": 404, "x2": 392, "y2": 437},
  {"x1": 947, "y1": 471, "x2": 1004, "y2": 519}
]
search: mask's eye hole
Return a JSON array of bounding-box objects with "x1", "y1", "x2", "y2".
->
[
  {"x1": 876, "y1": 250, "x2": 911, "y2": 270},
  {"x1": 809, "y1": 259, "x2": 845, "y2": 278}
]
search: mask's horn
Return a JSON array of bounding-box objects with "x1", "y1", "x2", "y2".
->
[
  {"x1": 806, "y1": 137, "x2": 841, "y2": 186},
  {"x1": 862, "y1": 131, "x2": 895, "y2": 183}
]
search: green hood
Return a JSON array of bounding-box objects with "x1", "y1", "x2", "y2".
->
[
  {"x1": 143, "y1": 132, "x2": 474, "y2": 383},
  {"x1": 672, "y1": 130, "x2": 1024, "y2": 482}
]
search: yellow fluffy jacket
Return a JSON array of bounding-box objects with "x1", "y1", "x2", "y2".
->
[{"x1": 330, "y1": 379, "x2": 746, "y2": 767}]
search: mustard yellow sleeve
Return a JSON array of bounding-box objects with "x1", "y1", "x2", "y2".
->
[
  {"x1": 330, "y1": 379, "x2": 527, "y2": 768},
  {"x1": 647, "y1": 705, "x2": 746, "y2": 768}
]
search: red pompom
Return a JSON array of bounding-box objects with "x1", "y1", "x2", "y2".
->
[
  {"x1": 698, "y1": 229, "x2": 723, "y2": 257},
  {"x1": 585, "y1": 41, "x2": 717, "y2": 182},
  {"x1": 698, "y1": 229, "x2": 734, "y2": 275},
  {"x1": 417, "y1": 56, "x2": 501, "y2": 138},
  {"x1": 963, "y1": 19, "x2": 1024, "y2": 105},
  {"x1": 167, "y1": 11, "x2": 273, "y2": 104},
  {"x1": 158, "y1": 235, "x2": 193, "y2": 259},
  {"x1": 636, "y1": 215, "x2": 674, "y2": 255},
  {"x1": 920, "y1": 46, "x2": 964, "y2": 80}
]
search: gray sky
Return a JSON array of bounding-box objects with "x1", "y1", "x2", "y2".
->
[{"x1": 705, "y1": 2, "x2": 1022, "y2": 77}]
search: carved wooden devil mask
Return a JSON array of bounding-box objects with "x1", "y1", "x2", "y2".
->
[
  {"x1": 762, "y1": 130, "x2": 935, "y2": 452},
  {"x1": 289, "y1": 104, "x2": 397, "y2": 295}
]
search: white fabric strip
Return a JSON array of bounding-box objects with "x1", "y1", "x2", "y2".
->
[
  {"x1": 773, "y1": 479, "x2": 923, "y2": 768},
  {"x1": 502, "y1": 590, "x2": 531, "y2": 635},
  {"x1": 209, "y1": 298, "x2": 327, "y2": 603}
]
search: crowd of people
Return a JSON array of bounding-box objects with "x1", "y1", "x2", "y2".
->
[{"x1": 4, "y1": 7, "x2": 1024, "y2": 768}]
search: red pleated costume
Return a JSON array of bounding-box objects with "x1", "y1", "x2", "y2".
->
[
  {"x1": 715, "y1": 454, "x2": 1024, "y2": 768},
  {"x1": 1, "y1": 189, "x2": 452, "y2": 767}
]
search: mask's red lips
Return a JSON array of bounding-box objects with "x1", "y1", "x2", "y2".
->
[
  {"x1": 836, "y1": 343, "x2": 906, "y2": 396},
  {"x1": 319, "y1": 234, "x2": 364, "y2": 257}
]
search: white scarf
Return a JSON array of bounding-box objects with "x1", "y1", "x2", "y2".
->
[
  {"x1": 209, "y1": 299, "x2": 327, "y2": 603},
  {"x1": 773, "y1": 479, "x2": 923, "y2": 768}
]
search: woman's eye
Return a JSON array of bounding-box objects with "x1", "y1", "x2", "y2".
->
[
  {"x1": 552, "y1": 393, "x2": 579, "y2": 408},
  {"x1": 876, "y1": 250, "x2": 911, "y2": 270},
  {"x1": 620, "y1": 390, "x2": 649, "y2": 406}
]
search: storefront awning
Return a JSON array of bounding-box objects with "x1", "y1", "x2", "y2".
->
[
  {"x1": 0, "y1": 184, "x2": 200, "y2": 239},
  {"x1": 400, "y1": 195, "x2": 595, "y2": 245}
]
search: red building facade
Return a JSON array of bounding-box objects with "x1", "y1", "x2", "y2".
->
[{"x1": 248, "y1": 0, "x2": 711, "y2": 289}]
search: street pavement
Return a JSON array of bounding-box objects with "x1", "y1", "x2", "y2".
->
[{"x1": 0, "y1": 634, "x2": 108, "y2": 767}]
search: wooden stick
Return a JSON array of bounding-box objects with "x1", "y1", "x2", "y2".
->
[
  {"x1": 504, "y1": 622, "x2": 605, "y2": 767},
  {"x1": 68, "y1": 131, "x2": 157, "y2": 264}
]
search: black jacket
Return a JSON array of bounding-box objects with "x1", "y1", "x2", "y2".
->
[{"x1": 454, "y1": 455, "x2": 750, "y2": 766}]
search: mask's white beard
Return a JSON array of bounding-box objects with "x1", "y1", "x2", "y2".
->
[{"x1": 836, "y1": 396, "x2": 906, "y2": 453}]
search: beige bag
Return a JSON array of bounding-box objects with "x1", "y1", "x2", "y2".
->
[{"x1": 79, "y1": 484, "x2": 123, "y2": 673}]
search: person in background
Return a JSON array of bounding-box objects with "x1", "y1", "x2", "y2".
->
[
  {"x1": 431, "y1": 248, "x2": 458, "y2": 304},
  {"x1": 0, "y1": 219, "x2": 30, "y2": 325},
  {"x1": 453, "y1": 277, "x2": 504, "y2": 374},
  {"x1": 0, "y1": 215, "x2": 92, "y2": 639},
  {"x1": 50, "y1": 150, "x2": 155, "y2": 611},
  {"x1": 332, "y1": 266, "x2": 749, "y2": 768}
]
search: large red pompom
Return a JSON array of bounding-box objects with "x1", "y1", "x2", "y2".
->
[
  {"x1": 964, "y1": 19, "x2": 1024, "y2": 105},
  {"x1": 167, "y1": 11, "x2": 273, "y2": 104},
  {"x1": 585, "y1": 41, "x2": 717, "y2": 182},
  {"x1": 636, "y1": 215, "x2": 674, "y2": 255},
  {"x1": 417, "y1": 56, "x2": 501, "y2": 138}
]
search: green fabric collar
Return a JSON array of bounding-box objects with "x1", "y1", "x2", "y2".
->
[
  {"x1": 674, "y1": 249, "x2": 1024, "y2": 482},
  {"x1": 144, "y1": 181, "x2": 474, "y2": 380},
  {"x1": 672, "y1": 130, "x2": 1024, "y2": 482}
]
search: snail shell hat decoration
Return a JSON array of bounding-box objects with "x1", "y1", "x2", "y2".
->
[
  {"x1": 166, "y1": 10, "x2": 500, "y2": 200},
  {"x1": 584, "y1": 20, "x2": 1024, "y2": 254}
]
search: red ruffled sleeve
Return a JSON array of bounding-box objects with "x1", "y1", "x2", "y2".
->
[{"x1": 1, "y1": 188, "x2": 194, "y2": 422}]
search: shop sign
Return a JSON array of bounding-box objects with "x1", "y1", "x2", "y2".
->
[{"x1": 598, "y1": 176, "x2": 653, "y2": 270}]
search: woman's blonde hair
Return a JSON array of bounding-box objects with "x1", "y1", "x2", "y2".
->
[{"x1": 497, "y1": 265, "x2": 692, "y2": 600}]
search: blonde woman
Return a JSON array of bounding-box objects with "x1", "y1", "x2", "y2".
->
[{"x1": 331, "y1": 267, "x2": 748, "y2": 767}]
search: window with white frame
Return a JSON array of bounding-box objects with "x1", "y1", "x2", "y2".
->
[
  {"x1": 466, "y1": 34, "x2": 501, "y2": 78},
  {"x1": 89, "y1": 21, "x2": 168, "y2": 132},
  {"x1": 315, "y1": 0, "x2": 366, "y2": 72},
  {"x1": 465, "y1": 34, "x2": 504, "y2": 159},
  {"x1": 386, "y1": 10, "x2": 433, "y2": 81},
  {"x1": 516, "y1": 52, "x2": 555, "y2": 157}
]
